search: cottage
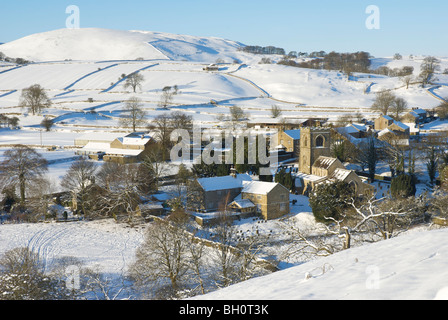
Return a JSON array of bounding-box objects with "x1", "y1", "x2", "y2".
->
[
  {"x1": 374, "y1": 115, "x2": 394, "y2": 131},
  {"x1": 276, "y1": 129, "x2": 300, "y2": 157},
  {"x1": 343, "y1": 123, "x2": 371, "y2": 139},
  {"x1": 194, "y1": 174, "x2": 251, "y2": 212},
  {"x1": 76, "y1": 132, "x2": 154, "y2": 164},
  {"x1": 241, "y1": 181, "x2": 290, "y2": 220},
  {"x1": 189, "y1": 173, "x2": 290, "y2": 223}
]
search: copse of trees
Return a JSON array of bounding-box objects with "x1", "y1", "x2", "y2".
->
[
  {"x1": 293, "y1": 51, "x2": 372, "y2": 75},
  {"x1": 0, "y1": 114, "x2": 19, "y2": 128},
  {"x1": 0, "y1": 52, "x2": 31, "y2": 65},
  {"x1": 238, "y1": 45, "x2": 286, "y2": 56}
]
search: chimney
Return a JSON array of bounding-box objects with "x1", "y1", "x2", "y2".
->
[{"x1": 230, "y1": 166, "x2": 237, "y2": 178}]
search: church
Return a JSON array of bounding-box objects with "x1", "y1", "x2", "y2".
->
[{"x1": 291, "y1": 127, "x2": 374, "y2": 197}]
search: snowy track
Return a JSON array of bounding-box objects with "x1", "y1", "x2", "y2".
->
[{"x1": 0, "y1": 220, "x2": 146, "y2": 275}]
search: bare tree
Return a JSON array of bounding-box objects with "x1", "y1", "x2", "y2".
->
[
  {"x1": 129, "y1": 218, "x2": 191, "y2": 299},
  {"x1": 119, "y1": 97, "x2": 147, "y2": 132},
  {"x1": 0, "y1": 247, "x2": 69, "y2": 300},
  {"x1": 158, "y1": 85, "x2": 179, "y2": 109},
  {"x1": 418, "y1": 56, "x2": 440, "y2": 87},
  {"x1": 371, "y1": 91, "x2": 396, "y2": 116},
  {"x1": 40, "y1": 118, "x2": 54, "y2": 132},
  {"x1": 270, "y1": 105, "x2": 282, "y2": 118},
  {"x1": 0, "y1": 146, "x2": 48, "y2": 206},
  {"x1": 60, "y1": 158, "x2": 98, "y2": 217},
  {"x1": 123, "y1": 72, "x2": 144, "y2": 93},
  {"x1": 400, "y1": 75, "x2": 414, "y2": 89},
  {"x1": 19, "y1": 84, "x2": 51, "y2": 116},
  {"x1": 150, "y1": 111, "x2": 192, "y2": 161},
  {"x1": 95, "y1": 162, "x2": 154, "y2": 223},
  {"x1": 209, "y1": 212, "x2": 241, "y2": 288},
  {"x1": 140, "y1": 146, "x2": 169, "y2": 192},
  {"x1": 390, "y1": 97, "x2": 408, "y2": 119},
  {"x1": 347, "y1": 196, "x2": 426, "y2": 242}
]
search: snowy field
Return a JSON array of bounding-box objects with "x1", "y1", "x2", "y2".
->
[{"x1": 194, "y1": 226, "x2": 448, "y2": 300}]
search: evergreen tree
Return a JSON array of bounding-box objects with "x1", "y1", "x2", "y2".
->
[
  {"x1": 309, "y1": 181, "x2": 355, "y2": 223},
  {"x1": 390, "y1": 174, "x2": 416, "y2": 199}
]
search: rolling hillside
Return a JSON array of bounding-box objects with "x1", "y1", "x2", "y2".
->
[{"x1": 0, "y1": 28, "x2": 246, "y2": 63}]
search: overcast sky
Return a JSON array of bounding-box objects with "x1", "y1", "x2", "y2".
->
[{"x1": 1, "y1": 0, "x2": 447, "y2": 57}]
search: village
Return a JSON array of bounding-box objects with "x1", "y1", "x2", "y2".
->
[
  {"x1": 31, "y1": 104, "x2": 444, "y2": 231},
  {"x1": 0, "y1": 21, "x2": 448, "y2": 300}
]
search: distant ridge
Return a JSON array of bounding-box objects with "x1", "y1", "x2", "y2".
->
[{"x1": 0, "y1": 28, "x2": 246, "y2": 63}]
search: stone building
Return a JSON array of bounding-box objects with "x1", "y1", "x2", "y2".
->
[
  {"x1": 299, "y1": 127, "x2": 331, "y2": 174},
  {"x1": 189, "y1": 174, "x2": 290, "y2": 223}
]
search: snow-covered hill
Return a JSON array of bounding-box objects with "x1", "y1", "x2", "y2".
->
[
  {"x1": 193, "y1": 226, "x2": 448, "y2": 300},
  {"x1": 0, "y1": 28, "x2": 246, "y2": 63}
]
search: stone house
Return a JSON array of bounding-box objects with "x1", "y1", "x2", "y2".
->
[
  {"x1": 240, "y1": 181, "x2": 290, "y2": 220},
  {"x1": 374, "y1": 115, "x2": 394, "y2": 131},
  {"x1": 190, "y1": 174, "x2": 290, "y2": 222},
  {"x1": 276, "y1": 129, "x2": 301, "y2": 157}
]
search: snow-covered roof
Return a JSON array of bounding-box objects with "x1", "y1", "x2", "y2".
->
[
  {"x1": 294, "y1": 172, "x2": 326, "y2": 182},
  {"x1": 378, "y1": 128, "x2": 394, "y2": 137},
  {"x1": 406, "y1": 111, "x2": 419, "y2": 118},
  {"x1": 81, "y1": 142, "x2": 143, "y2": 156},
  {"x1": 412, "y1": 108, "x2": 427, "y2": 115},
  {"x1": 380, "y1": 115, "x2": 394, "y2": 121},
  {"x1": 120, "y1": 132, "x2": 152, "y2": 146},
  {"x1": 229, "y1": 199, "x2": 256, "y2": 209},
  {"x1": 347, "y1": 123, "x2": 367, "y2": 132},
  {"x1": 242, "y1": 180, "x2": 282, "y2": 195},
  {"x1": 330, "y1": 168, "x2": 353, "y2": 181},
  {"x1": 283, "y1": 129, "x2": 301, "y2": 140},
  {"x1": 312, "y1": 156, "x2": 339, "y2": 169},
  {"x1": 197, "y1": 174, "x2": 252, "y2": 192},
  {"x1": 275, "y1": 144, "x2": 287, "y2": 149},
  {"x1": 403, "y1": 123, "x2": 420, "y2": 133},
  {"x1": 391, "y1": 121, "x2": 409, "y2": 130},
  {"x1": 75, "y1": 132, "x2": 123, "y2": 143}
]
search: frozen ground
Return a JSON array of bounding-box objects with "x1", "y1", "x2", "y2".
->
[{"x1": 194, "y1": 225, "x2": 448, "y2": 300}]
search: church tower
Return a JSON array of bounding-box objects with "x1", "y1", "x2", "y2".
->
[{"x1": 299, "y1": 127, "x2": 331, "y2": 174}]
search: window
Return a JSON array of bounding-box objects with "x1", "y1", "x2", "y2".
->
[
  {"x1": 349, "y1": 181, "x2": 358, "y2": 193},
  {"x1": 315, "y1": 135, "x2": 324, "y2": 147},
  {"x1": 280, "y1": 203, "x2": 286, "y2": 211}
]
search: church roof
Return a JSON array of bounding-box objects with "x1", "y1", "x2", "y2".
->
[{"x1": 312, "y1": 156, "x2": 339, "y2": 170}]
